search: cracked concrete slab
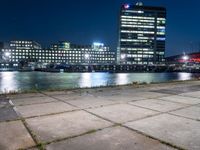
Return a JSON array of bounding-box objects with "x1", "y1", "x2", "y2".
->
[
  {"x1": 91, "y1": 90, "x2": 121, "y2": 97},
  {"x1": 2, "y1": 81, "x2": 200, "y2": 150},
  {"x1": 0, "y1": 121, "x2": 35, "y2": 150},
  {"x1": 16, "y1": 102, "x2": 77, "y2": 118},
  {"x1": 11, "y1": 96, "x2": 58, "y2": 106},
  {"x1": 52, "y1": 94, "x2": 95, "y2": 101},
  {"x1": 67, "y1": 98, "x2": 118, "y2": 109},
  {"x1": 87, "y1": 104, "x2": 159, "y2": 123},
  {"x1": 55, "y1": 91, "x2": 169, "y2": 103},
  {"x1": 159, "y1": 95, "x2": 200, "y2": 105},
  {"x1": 170, "y1": 106, "x2": 200, "y2": 120},
  {"x1": 125, "y1": 114, "x2": 200, "y2": 150},
  {"x1": 129, "y1": 99, "x2": 187, "y2": 112},
  {"x1": 127, "y1": 92, "x2": 171, "y2": 99},
  {"x1": 26, "y1": 110, "x2": 113, "y2": 143},
  {"x1": 99, "y1": 94, "x2": 146, "y2": 102},
  {"x1": 46, "y1": 126, "x2": 175, "y2": 150}
]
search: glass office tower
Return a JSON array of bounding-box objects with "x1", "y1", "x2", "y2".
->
[{"x1": 118, "y1": 2, "x2": 166, "y2": 65}]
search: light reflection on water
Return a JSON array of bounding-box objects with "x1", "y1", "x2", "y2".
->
[
  {"x1": 178, "y1": 73, "x2": 192, "y2": 81},
  {"x1": 0, "y1": 72, "x2": 199, "y2": 93},
  {"x1": 0, "y1": 72, "x2": 18, "y2": 92},
  {"x1": 116, "y1": 74, "x2": 129, "y2": 85},
  {"x1": 80, "y1": 73, "x2": 92, "y2": 88}
]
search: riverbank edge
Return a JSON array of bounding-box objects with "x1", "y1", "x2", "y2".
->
[{"x1": 2, "y1": 78, "x2": 200, "y2": 96}]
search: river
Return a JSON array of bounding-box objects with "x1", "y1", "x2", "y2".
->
[{"x1": 0, "y1": 72, "x2": 200, "y2": 93}]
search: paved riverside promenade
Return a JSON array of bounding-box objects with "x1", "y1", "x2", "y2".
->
[{"x1": 1, "y1": 81, "x2": 200, "y2": 150}]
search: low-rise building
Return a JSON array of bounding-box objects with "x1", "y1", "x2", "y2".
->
[{"x1": 0, "y1": 40, "x2": 116, "y2": 69}]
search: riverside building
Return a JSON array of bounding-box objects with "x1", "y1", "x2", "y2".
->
[
  {"x1": 118, "y1": 2, "x2": 166, "y2": 65},
  {"x1": 0, "y1": 40, "x2": 116, "y2": 68}
]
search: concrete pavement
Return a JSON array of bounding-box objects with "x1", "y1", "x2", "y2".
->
[{"x1": 1, "y1": 80, "x2": 200, "y2": 150}]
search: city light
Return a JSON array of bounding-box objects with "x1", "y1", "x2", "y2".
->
[
  {"x1": 136, "y1": 2, "x2": 143, "y2": 6},
  {"x1": 93, "y1": 42, "x2": 105, "y2": 51},
  {"x1": 183, "y1": 55, "x2": 189, "y2": 61},
  {"x1": 124, "y1": 4, "x2": 130, "y2": 9},
  {"x1": 4, "y1": 52, "x2": 11, "y2": 57},
  {"x1": 119, "y1": 2, "x2": 166, "y2": 64},
  {"x1": 157, "y1": 37, "x2": 166, "y2": 41},
  {"x1": 93, "y1": 42, "x2": 104, "y2": 47},
  {"x1": 121, "y1": 54, "x2": 126, "y2": 59},
  {"x1": 85, "y1": 54, "x2": 90, "y2": 59}
]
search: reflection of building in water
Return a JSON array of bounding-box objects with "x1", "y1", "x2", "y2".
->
[
  {"x1": 178, "y1": 73, "x2": 192, "y2": 81},
  {"x1": 0, "y1": 72, "x2": 18, "y2": 92},
  {"x1": 116, "y1": 73, "x2": 129, "y2": 85},
  {"x1": 79, "y1": 73, "x2": 92, "y2": 88},
  {"x1": 0, "y1": 40, "x2": 116, "y2": 69}
]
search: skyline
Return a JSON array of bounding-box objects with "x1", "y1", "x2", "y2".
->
[{"x1": 1, "y1": 0, "x2": 200, "y2": 56}]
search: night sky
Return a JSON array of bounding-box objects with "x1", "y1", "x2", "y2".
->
[{"x1": 1, "y1": 0, "x2": 200, "y2": 56}]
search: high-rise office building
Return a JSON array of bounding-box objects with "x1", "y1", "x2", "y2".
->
[{"x1": 118, "y1": 2, "x2": 166, "y2": 65}]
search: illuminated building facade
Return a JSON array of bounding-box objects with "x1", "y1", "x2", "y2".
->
[
  {"x1": 10, "y1": 40, "x2": 42, "y2": 50},
  {"x1": 0, "y1": 40, "x2": 115, "y2": 68},
  {"x1": 49, "y1": 42, "x2": 115, "y2": 64},
  {"x1": 118, "y1": 2, "x2": 166, "y2": 65}
]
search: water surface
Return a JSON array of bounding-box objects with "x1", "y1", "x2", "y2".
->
[{"x1": 0, "y1": 72, "x2": 199, "y2": 93}]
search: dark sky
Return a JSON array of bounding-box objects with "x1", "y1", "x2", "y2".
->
[{"x1": 1, "y1": 0, "x2": 200, "y2": 56}]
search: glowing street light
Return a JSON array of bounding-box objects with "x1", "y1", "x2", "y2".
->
[{"x1": 183, "y1": 55, "x2": 189, "y2": 61}]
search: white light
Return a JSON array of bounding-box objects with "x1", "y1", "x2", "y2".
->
[
  {"x1": 183, "y1": 55, "x2": 189, "y2": 61},
  {"x1": 124, "y1": 4, "x2": 130, "y2": 9},
  {"x1": 85, "y1": 54, "x2": 90, "y2": 59},
  {"x1": 5, "y1": 52, "x2": 11, "y2": 57},
  {"x1": 121, "y1": 54, "x2": 126, "y2": 59},
  {"x1": 138, "y1": 10, "x2": 144, "y2": 13},
  {"x1": 136, "y1": 2, "x2": 143, "y2": 6},
  {"x1": 93, "y1": 42, "x2": 104, "y2": 47}
]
